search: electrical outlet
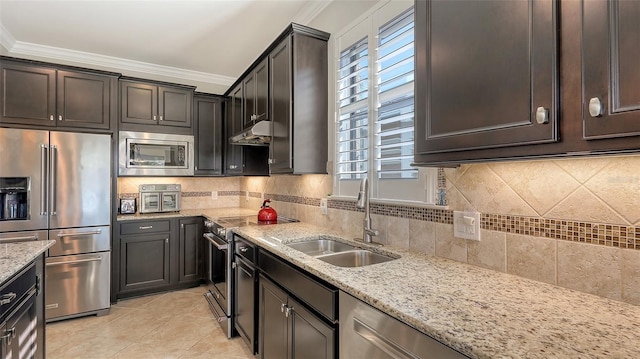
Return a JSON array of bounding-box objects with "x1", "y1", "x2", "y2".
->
[
  {"x1": 320, "y1": 198, "x2": 328, "y2": 215},
  {"x1": 453, "y1": 211, "x2": 481, "y2": 241},
  {"x1": 211, "y1": 191, "x2": 218, "y2": 200}
]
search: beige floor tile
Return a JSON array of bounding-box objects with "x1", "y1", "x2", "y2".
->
[{"x1": 46, "y1": 287, "x2": 254, "y2": 359}]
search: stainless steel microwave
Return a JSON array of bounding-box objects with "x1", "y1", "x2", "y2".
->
[{"x1": 119, "y1": 131, "x2": 194, "y2": 176}]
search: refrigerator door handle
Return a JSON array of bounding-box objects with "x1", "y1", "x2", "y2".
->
[
  {"x1": 50, "y1": 145, "x2": 58, "y2": 216},
  {"x1": 40, "y1": 144, "x2": 48, "y2": 216}
]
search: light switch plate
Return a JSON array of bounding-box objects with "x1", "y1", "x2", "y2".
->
[
  {"x1": 453, "y1": 211, "x2": 481, "y2": 241},
  {"x1": 320, "y1": 198, "x2": 328, "y2": 215}
]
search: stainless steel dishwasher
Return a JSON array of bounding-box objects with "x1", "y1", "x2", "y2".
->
[{"x1": 339, "y1": 291, "x2": 468, "y2": 359}]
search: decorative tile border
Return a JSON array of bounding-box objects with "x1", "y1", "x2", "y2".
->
[{"x1": 119, "y1": 191, "x2": 640, "y2": 250}]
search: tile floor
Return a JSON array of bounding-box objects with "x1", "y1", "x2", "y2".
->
[{"x1": 45, "y1": 286, "x2": 255, "y2": 358}]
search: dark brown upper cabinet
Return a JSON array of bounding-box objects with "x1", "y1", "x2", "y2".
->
[
  {"x1": 413, "y1": 0, "x2": 558, "y2": 165},
  {"x1": 0, "y1": 58, "x2": 117, "y2": 131},
  {"x1": 120, "y1": 77, "x2": 194, "y2": 134},
  {"x1": 268, "y1": 26, "x2": 329, "y2": 174},
  {"x1": 582, "y1": 0, "x2": 640, "y2": 140},
  {"x1": 225, "y1": 83, "x2": 270, "y2": 176},
  {"x1": 243, "y1": 58, "x2": 269, "y2": 129},
  {"x1": 193, "y1": 93, "x2": 224, "y2": 176}
]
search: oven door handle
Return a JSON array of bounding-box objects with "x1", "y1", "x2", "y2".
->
[{"x1": 204, "y1": 233, "x2": 228, "y2": 250}]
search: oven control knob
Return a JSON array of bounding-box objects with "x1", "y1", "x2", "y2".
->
[{"x1": 217, "y1": 228, "x2": 226, "y2": 237}]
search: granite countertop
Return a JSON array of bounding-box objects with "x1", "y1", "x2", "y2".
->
[
  {"x1": 234, "y1": 222, "x2": 640, "y2": 359},
  {"x1": 0, "y1": 240, "x2": 56, "y2": 284}
]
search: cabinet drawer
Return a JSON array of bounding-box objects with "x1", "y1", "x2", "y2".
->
[
  {"x1": 0, "y1": 263, "x2": 36, "y2": 321},
  {"x1": 259, "y1": 250, "x2": 337, "y2": 322},
  {"x1": 234, "y1": 234, "x2": 256, "y2": 264},
  {"x1": 120, "y1": 220, "x2": 170, "y2": 235}
]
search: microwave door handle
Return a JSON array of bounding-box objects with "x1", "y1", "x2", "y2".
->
[
  {"x1": 50, "y1": 145, "x2": 58, "y2": 216},
  {"x1": 40, "y1": 144, "x2": 48, "y2": 216}
]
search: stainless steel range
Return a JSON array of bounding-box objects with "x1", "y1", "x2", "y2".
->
[{"x1": 203, "y1": 215, "x2": 298, "y2": 338}]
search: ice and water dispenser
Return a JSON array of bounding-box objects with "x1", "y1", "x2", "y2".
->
[{"x1": 0, "y1": 177, "x2": 29, "y2": 221}]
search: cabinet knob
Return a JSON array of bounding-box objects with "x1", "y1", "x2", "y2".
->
[
  {"x1": 0, "y1": 292, "x2": 16, "y2": 305},
  {"x1": 281, "y1": 303, "x2": 286, "y2": 313},
  {"x1": 58, "y1": 115, "x2": 63, "y2": 121},
  {"x1": 240, "y1": 247, "x2": 249, "y2": 253},
  {"x1": 284, "y1": 306, "x2": 293, "y2": 318},
  {"x1": 268, "y1": 159, "x2": 274, "y2": 164},
  {"x1": 153, "y1": 115, "x2": 157, "y2": 121},
  {"x1": 159, "y1": 116, "x2": 164, "y2": 121},
  {"x1": 165, "y1": 238, "x2": 169, "y2": 244},
  {"x1": 588, "y1": 97, "x2": 604, "y2": 117},
  {"x1": 49, "y1": 115, "x2": 54, "y2": 121},
  {"x1": 535, "y1": 107, "x2": 549, "y2": 124}
]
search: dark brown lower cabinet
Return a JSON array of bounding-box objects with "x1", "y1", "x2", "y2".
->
[
  {"x1": 114, "y1": 217, "x2": 203, "y2": 300},
  {"x1": 258, "y1": 273, "x2": 335, "y2": 359},
  {"x1": 0, "y1": 255, "x2": 45, "y2": 359}
]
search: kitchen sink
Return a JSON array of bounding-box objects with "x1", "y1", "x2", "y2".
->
[
  {"x1": 316, "y1": 250, "x2": 396, "y2": 267},
  {"x1": 287, "y1": 238, "x2": 356, "y2": 256}
]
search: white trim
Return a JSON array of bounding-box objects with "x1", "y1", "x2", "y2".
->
[
  {"x1": 0, "y1": 24, "x2": 16, "y2": 52},
  {"x1": 329, "y1": 195, "x2": 448, "y2": 210},
  {"x1": 1, "y1": 29, "x2": 235, "y2": 87},
  {"x1": 293, "y1": 0, "x2": 334, "y2": 25}
]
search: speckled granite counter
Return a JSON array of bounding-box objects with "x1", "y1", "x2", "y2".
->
[
  {"x1": 233, "y1": 222, "x2": 640, "y2": 359},
  {"x1": 116, "y1": 207, "x2": 257, "y2": 221},
  {"x1": 0, "y1": 240, "x2": 55, "y2": 284}
]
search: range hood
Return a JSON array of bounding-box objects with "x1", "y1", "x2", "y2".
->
[{"x1": 229, "y1": 120, "x2": 271, "y2": 146}]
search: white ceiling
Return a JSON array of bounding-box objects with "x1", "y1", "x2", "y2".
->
[{"x1": 0, "y1": 0, "x2": 332, "y2": 94}]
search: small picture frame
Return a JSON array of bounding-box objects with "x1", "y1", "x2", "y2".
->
[{"x1": 120, "y1": 198, "x2": 136, "y2": 214}]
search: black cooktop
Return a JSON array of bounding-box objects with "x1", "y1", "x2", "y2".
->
[{"x1": 216, "y1": 215, "x2": 299, "y2": 228}]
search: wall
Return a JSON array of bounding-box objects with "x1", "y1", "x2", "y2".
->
[
  {"x1": 238, "y1": 155, "x2": 640, "y2": 307},
  {"x1": 117, "y1": 177, "x2": 241, "y2": 210}
]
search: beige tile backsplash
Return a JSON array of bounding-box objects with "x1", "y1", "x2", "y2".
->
[{"x1": 117, "y1": 155, "x2": 640, "y2": 305}]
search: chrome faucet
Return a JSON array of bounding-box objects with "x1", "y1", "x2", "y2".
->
[{"x1": 356, "y1": 176, "x2": 379, "y2": 244}]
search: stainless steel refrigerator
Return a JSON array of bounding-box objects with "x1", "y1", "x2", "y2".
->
[{"x1": 0, "y1": 128, "x2": 111, "y2": 321}]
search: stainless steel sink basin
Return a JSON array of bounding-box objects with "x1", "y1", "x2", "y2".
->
[
  {"x1": 316, "y1": 250, "x2": 396, "y2": 267},
  {"x1": 286, "y1": 238, "x2": 356, "y2": 256}
]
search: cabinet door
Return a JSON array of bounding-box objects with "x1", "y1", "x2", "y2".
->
[
  {"x1": 0, "y1": 62, "x2": 56, "y2": 126},
  {"x1": 159, "y1": 86, "x2": 192, "y2": 128},
  {"x1": 290, "y1": 296, "x2": 335, "y2": 359},
  {"x1": 120, "y1": 81, "x2": 158, "y2": 125},
  {"x1": 3, "y1": 291, "x2": 38, "y2": 359},
  {"x1": 120, "y1": 233, "x2": 170, "y2": 293},
  {"x1": 178, "y1": 218, "x2": 202, "y2": 284},
  {"x1": 269, "y1": 37, "x2": 293, "y2": 173},
  {"x1": 243, "y1": 72, "x2": 256, "y2": 128},
  {"x1": 583, "y1": 0, "x2": 640, "y2": 139},
  {"x1": 415, "y1": 0, "x2": 558, "y2": 155},
  {"x1": 255, "y1": 58, "x2": 269, "y2": 124},
  {"x1": 57, "y1": 70, "x2": 111, "y2": 129},
  {"x1": 194, "y1": 95, "x2": 223, "y2": 175},
  {"x1": 235, "y1": 257, "x2": 257, "y2": 354},
  {"x1": 226, "y1": 84, "x2": 244, "y2": 175},
  {"x1": 259, "y1": 275, "x2": 289, "y2": 359}
]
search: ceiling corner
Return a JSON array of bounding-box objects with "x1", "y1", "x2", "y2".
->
[
  {"x1": 293, "y1": 0, "x2": 334, "y2": 25},
  {"x1": 0, "y1": 23, "x2": 16, "y2": 52}
]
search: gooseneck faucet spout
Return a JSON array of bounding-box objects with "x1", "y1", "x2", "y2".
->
[{"x1": 356, "y1": 176, "x2": 379, "y2": 244}]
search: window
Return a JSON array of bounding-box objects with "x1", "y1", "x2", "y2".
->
[{"x1": 334, "y1": 1, "x2": 437, "y2": 204}]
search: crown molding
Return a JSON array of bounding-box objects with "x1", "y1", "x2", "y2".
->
[
  {"x1": 293, "y1": 0, "x2": 334, "y2": 25},
  {"x1": 1, "y1": 31, "x2": 235, "y2": 87},
  {"x1": 0, "y1": 24, "x2": 16, "y2": 52}
]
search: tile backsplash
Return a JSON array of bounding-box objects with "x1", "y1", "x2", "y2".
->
[
  {"x1": 117, "y1": 155, "x2": 640, "y2": 306},
  {"x1": 239, "y1": 155, "x2": 640, "y2": 306}
]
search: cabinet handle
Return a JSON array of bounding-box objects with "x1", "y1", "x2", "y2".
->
[
  {"x1": 159, "y1": 116, "x2": 163, "y2": 121},
  {"x1": 268, "y1": 159, "x2": 274, "y2": 164},
  {"x1": 239, "y1": 247, "x2": 249, "y2": 253},
  {"x1": 58, "y1": 115, "x2": 63, "y2": 121},
  {"x1": 166, "y1": 238, "x2": 169, "y2": 244},
  {"x1": 589, "y1": 97, "x2": 604, "y2": 117},
  {"x1": 0, "y1": 292, "x2": 16, "y2": 305},
  {"x1": 285, "y1": 306, "x2": 293, "y2": 318},
  {"x1": 49, "y1": 115, "x2": 54, "y2": 121},
  {"x1": 535, "y1": 107, "x2": 549, "y2": 124},
  {"x1": 229, "y1": 165, "x2": 238, "y2": 170},
  {"x1": 0, "y1": 327, "x2": 15, "y2": 342},
  {"x1": 181, "y1": 223, "x2": 184, "y2": 229},
  {"x1": 139, "y1": 226, "x2": 153, "y2": 230},
  {"x1": 281, "y1": 303, "x2": 286, "y2": 313}
]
